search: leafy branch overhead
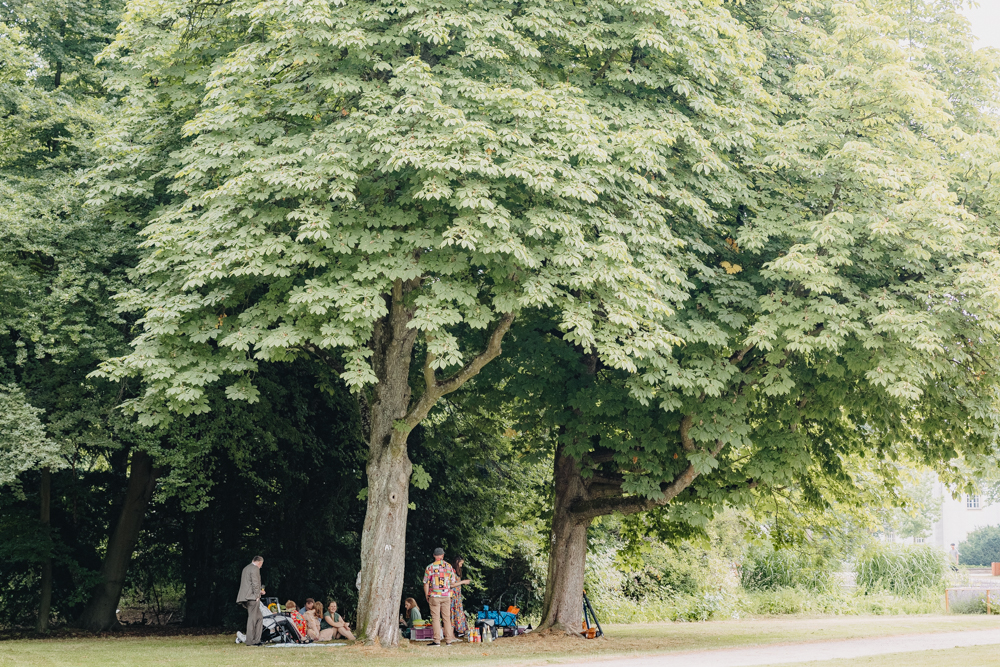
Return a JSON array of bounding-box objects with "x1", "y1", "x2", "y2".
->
[{"x1": 88, "y1": 0, "x2": 771, "y2": 423}]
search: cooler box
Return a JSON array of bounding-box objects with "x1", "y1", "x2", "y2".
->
[
  {"x1": 412, "y1": 626, "x2": 434, "y2": 640},
  {"x1": 477, "y1": 605, "x2": 517, "y2": 628}
]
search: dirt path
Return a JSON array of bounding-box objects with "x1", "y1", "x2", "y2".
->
[{"x1": 568, "y1": 628, "x2": 1000, "y2": 667}]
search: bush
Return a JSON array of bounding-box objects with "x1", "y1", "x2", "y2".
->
[
  {"x1": 855, "y1": 543, "x2": 945, "y2": 594},
  {"x1": 621, "y1": 546, "x2": 702, "y2": 600},
  {"x1": 948, "y1": 589, "x2": 989, "y2": 614},
  {"x1": 740, "y1": 546, "x2": 833, "y2": 592},
  {"x1": 959, "y1": 526, "x2": 1000, "y2": 567},
  {"x1": 739, "y1": 586, "x2": 942, "y2": 616}
]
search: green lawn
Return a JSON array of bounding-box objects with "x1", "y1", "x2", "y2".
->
[{"x1": 1, "y1": 615, "x2": 999, "y2": 667}]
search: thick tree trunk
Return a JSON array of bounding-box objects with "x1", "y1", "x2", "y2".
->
[
  {"x1": 538, "y1": 415, "x2": 722, "y2": 636},
  {"x1": 78, "y1": 450, "x2": 161, "y2": 631},
  {"x1": 356, "y1": 419, "x2": 412, "y2": 646},
  {"x1": 36, "y1": 467, "x2": 52, "y2": 633},
  {"x1": 538, "y1": 449, "x2": 590, "y2": 634},
  {"x1": 356, "y1": 284, "x2": 418, "y2": 647}
]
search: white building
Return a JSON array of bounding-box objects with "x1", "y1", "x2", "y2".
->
[{"x1": 929, "y1": 482, "x2": 1000, "y2": 552}]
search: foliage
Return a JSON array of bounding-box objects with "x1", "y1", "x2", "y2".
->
[
  {"x1": 405, "y1": 396, "x2": 550, "y2": 618},
  {"x1": 855, "y1": 543, "x2": 946, "y2": 595},
  {"x1": 620, "y1": 545, "x2": 702, "y2": 601},
  {"x1": 85, "y1": 0, "x2": 769, "y2": 425},
  {"x1": 475, "y1": 0, "x2": 1000, "y2": 605},
  {"x1": 738, "y1": 586, "x2": 941, "y2": 617},
  {"x1": 2, "y1": 0, "x2": 1000, "y2": 634},
  {"x1": 0, "y1": 385, "x2": 62, "y2": 490},
  {"x1": 948, "y1": 589, "x2": 989, "y2": 615},
  {"x1": 958, "y1": 526, "x2": 1000, "y2": 568}
]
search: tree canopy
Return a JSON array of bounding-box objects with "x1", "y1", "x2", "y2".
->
[{"x1": 2, "y1": 0, "x2": 1000, "y2": 642}]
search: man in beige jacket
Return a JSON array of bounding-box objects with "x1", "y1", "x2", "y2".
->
[{"x1": 236, "y1": 556, "x2": 265, "y2": 646}]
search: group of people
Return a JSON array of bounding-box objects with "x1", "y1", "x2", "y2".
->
[
  {"x1": 235, "y1": 547, "x2": 471, "y2": 647},
  {"x1": 284, "y1": 598, "x2": 355, "y2": 642},
  {"x1": 234, "y1": 555, "x2": 354, "y2": 646},
  {"x1": 412, "y1": 547, "x2": 471, "y2": 647}
]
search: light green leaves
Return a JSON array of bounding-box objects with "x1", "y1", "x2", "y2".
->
[
  {"x1": 0, "y1": 385, "x2": 63, "y2": 489},
  {"x1": 411, "y1": 463, "x2": 432, "y2": 490},
  {"x1": 91, "y1": 0, "x2": 766, "y2": 421}
]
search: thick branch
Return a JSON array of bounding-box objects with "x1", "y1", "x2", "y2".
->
[
  {"x1": 729, "y1": 344, "x2": 754, "y2": 365},
  {"x1": 680, "y1": 414, "x2": 696, "y2": 452},
  {"x1": 404, "y1": 313, "x2": 515, "y2": 428},
  {"x1": 569, "y1": 436, "x2": 724, "y2": 522},
  {"x1": 587, "y1": 448, "x2": 618, "y2": 464}
]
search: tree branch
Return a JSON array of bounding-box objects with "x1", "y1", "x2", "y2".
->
[
  {"x1": 569, "y1": 430, "x2": 724, "y2": 521},
  {"x1": 680, "y1": 414, "x2": 696, "y2": 452},
  {"x1": 729, "y1": 344, "x2": 754, "y2": 365},
  {"x1": 404, "y1": 313, "x2": 515, "y2": 429}
]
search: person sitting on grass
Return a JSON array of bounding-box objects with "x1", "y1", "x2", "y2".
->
[
  {"x1": 399, "y1": 597, "x2": 422, "y2": 639},
  {"x1": 319, "y1": 600, "x2": 355, "y2": 641},
  {"x1": 284, "y1": 600, "x2": 309, "y2": 640},
  {"x1": 303, "y1": 601, "x2": 322, "y2": 640}
]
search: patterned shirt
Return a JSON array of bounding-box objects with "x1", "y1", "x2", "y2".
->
[
  {"x1": 288, "y1": 610, "x2": 307, "y2": 638},
  {"x1": 423, "y1": 560, "x2": 457, "y2": 597}
]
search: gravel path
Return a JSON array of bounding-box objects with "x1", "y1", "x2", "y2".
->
[{"x1": 573, "y1": 628, "x2": 1000, "y2": 667}]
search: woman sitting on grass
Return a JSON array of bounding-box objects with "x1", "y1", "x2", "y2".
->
[
  {"x1": 399, "y1": 597, "x2": 422, "y2": 639},
  {"x1": 319, "y1": 600, "x2": 355, "y2": 641},
  {"x1": 303, "y1": 602, "x2": 322, "y2": 640},
  {"x1": 284, "y1": 600, "x2": 309, "y2": 640}
]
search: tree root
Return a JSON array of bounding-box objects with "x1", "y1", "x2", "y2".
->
[{"x1": 532, "y1": 622, "x2": 586, "y2": 638}]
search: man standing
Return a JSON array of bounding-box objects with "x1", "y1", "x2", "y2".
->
[
  {"x1": 236, "y1": 556, "x2": 265, "y2": 646},
  {"x1": 949, "y1": 544, "x2": 960, "y2": 570},
  {"x1": 423, "y1": 547, "x2": 458, "y2": 647}
]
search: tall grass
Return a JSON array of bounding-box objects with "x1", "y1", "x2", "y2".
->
[
  {"x1": 740, "y1": 546, "x2": 833, "y2": 592},
  {"x1": 855, "y1": 543, "x2": 945, "y2": 594}
]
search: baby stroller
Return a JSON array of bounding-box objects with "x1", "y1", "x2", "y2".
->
[{"x1": 259, "y1": 599, "x2": 310, "y2": 644}]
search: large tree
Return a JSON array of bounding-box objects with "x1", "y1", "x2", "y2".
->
[
  {"x1": 91, "y1": 0, "x2": 771, "y2": 644},
  {"x1": 480, "y1": 0, "x2": 1000, "y2": 633}
]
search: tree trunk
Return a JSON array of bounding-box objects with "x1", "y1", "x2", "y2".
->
[
  {"x1": 78, "y1": 450, "x2": 161, "y2": 631},
  {"x1": 537, "y1": 414, "x2": 722, "y2": 637},
  {"x1": 356, "y1": 285, "x2": 418, "y2": 646},
  {"x1": 353, "y1": 282, "x2": 514, "y2": 646},
  {"x1": 36, "y1": 467, "x2": 52, "y2": 633},
  {"x1": 538, "y1": 448, "x2": 590, "y2": 634}
]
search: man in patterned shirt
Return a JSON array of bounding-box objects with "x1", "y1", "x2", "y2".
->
[{"x1": 423, "y1": 547, "x2": 458, "y2": 646}]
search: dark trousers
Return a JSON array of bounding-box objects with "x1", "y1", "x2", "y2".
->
[{"x1": 242, "y1": 600, "x2": 263, "y2": 645}]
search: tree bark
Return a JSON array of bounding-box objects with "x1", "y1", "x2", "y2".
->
[
  {"x1": 36, "y1": 467, "x2": 52, "y2": 633},
  {"x1": 537, "y1": 449, "x2": 590, "y2": 634},
  {"x1": 77, "y1": 450, "x2": 161, "y2": 631},
  {"x1": 356, "y1": 281, "x2": 418, "y2": 646}
]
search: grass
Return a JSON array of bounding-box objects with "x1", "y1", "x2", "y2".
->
[{"x1": 1, "y1": 615, "x2": 999, "y2": 667}]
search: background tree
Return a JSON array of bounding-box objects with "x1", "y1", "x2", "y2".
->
[
  {"x1": 0, "y1": 0, "x2": 139, "y2": 632},
  {"x1": 475, "y1": 0, "x2": 1000, "y2": 633},
  {"x1": 958, "y1": 526, "x2": 1000, "y2": 567}
]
